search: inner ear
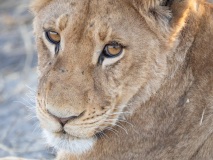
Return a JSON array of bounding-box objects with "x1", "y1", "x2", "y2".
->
[
  {"x1": 149, "y1": 5, "x2": 172, "y2": 21},
  {"x1": 148, "y1": 2, "x2": 172, "y2": 30},
  {"x1": 147, "y1": 0, "x2": 192, "y2": 28},
  {"x1": 163, "y1": 0, "x2": 174, "y2": 7},
  {"x1": 148, "y1": 0, "x2": 194, "y2": 43}
]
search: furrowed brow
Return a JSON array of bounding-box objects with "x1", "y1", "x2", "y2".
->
[
  {"x1": 56, "y1": 14, "x2": 69, "y2": 31},
  {"x1": 43, "y1": 14, "x2": 69, "y2": 31},
  {"x1": 43, "y1": 19, "x2": 56, "y2": 30}
]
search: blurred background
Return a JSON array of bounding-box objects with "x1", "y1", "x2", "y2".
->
[{"x1": 0, "y1": 0, "x2": 54, "y2": 159}]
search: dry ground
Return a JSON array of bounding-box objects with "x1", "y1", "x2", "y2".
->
[{"x1": 0, "y1": 0, "x2": 54, "y2": 159}]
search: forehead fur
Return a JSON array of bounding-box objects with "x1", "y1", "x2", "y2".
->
[
  {"x1": 30, "y1": 0, "x2": 53, "y2": 14},
  {"x1": 29, "y1": 0, "x2": 173, "y2": 15}
]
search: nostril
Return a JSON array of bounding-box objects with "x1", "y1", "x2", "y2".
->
[{"x1": 47, "y1": 110, "x2": 85, "y2": 126}]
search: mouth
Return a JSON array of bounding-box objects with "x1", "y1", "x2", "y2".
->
[
  {"x1": 43, "y1": 130, "x2": 96, "y2": 154},
  {"x1": 51, "y1": 126, "x2": 108, "y2": 141}
]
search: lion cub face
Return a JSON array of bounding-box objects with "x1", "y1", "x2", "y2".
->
[{"x1": 33, "y1": 0, "x2": 169, "y2": 154}]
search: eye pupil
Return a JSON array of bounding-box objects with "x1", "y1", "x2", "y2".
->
[
  {"x1": 104, "y1": 43, "x2": 123, "y2": 58},
  {"x1": 107, "y1": 45, "x2": 122, "y2": 55},
  {"x1": 45, "y1": 31, "x2": 61, "y2": 44}
]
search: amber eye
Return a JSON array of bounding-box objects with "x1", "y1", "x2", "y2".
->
[
  {"x1": 45, "y1": 31, "x2": 61, "y2": 44},
  {"x1": 103, "y1": 42, "x2": 123, "y2": 58}
]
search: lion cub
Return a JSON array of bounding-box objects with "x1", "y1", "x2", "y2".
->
[{"x1": 30, "y1": 0, "x2": 213, "y2": 159}]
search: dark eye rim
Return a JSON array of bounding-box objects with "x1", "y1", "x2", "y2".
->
[
  {"x1": 45, "y1": 30, "x2": 61, "y2": 45},
  {"x1": 103, "y1": 43, "x2": 123, "y2": 58}
]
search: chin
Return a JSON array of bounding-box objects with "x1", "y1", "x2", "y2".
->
[{"x1": 43, "y1": 130, "x2": 96, "y2": 154}]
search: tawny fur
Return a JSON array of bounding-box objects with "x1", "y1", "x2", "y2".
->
[{"x1": 31, "y1": 0, "x2": 213, "y2": 159}]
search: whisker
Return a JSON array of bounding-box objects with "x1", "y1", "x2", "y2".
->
[
  {"x1": 104, "y1": 121, "x2": 128, "y2": 135},
  {"x1": 13, "y1": 100, "x2": 34, "y2": 109},
  {"x1": 101, "y1": 131, "x2": 110, "y2": 139},
  {"x1": 106, "y1": 111, "x2": 131, "y2": 116},
  {"x1": 26, "y1": 115, "x2": 38, "y2": 121},
  {"x1": 105, "y1": 127, "x2": 119, "y2": 137},
  {"x1": 118, "y1": 119, "x2": 134, "y2": 128},
  {"x1": 25, "y1": 85, "x2": 37, "y2": 94},
  {"x1": 115, "y1": 122, "x2": 128, "y2": 135},
  {"x1": 32, "y1": 122, "x2": 41, "y2": 134}
]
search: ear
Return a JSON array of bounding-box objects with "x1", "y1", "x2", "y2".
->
[
  {"x1": 30, "y1": 0, "x2": 52, "y2": 15},
  {"x1": 132, "y1": 0, "x2": 194, "y2": 40}
]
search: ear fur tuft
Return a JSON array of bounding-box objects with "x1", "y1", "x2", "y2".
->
[
  {"x1": 132, "y1": 0, "x2": 195, "y2": 42},
  {"x1": 132, "y1": 0, "x2": 173, "y2": 34}
]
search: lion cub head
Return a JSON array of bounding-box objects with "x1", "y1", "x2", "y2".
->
[{"x1": 31, "y1": 0, "x2": 192, "y2": 154}]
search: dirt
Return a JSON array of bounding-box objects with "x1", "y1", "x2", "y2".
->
[{"x1": 0, "y1": 0, "x2": 54, "y2": 159}]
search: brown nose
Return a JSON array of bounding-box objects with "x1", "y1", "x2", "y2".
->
[{"x1": 48, "y1": 110, "x2": 85, "y2": 126}]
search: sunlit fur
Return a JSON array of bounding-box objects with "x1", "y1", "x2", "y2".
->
[{"x1": 31, "y1": 0, "x2": 213, "y2": 159}]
